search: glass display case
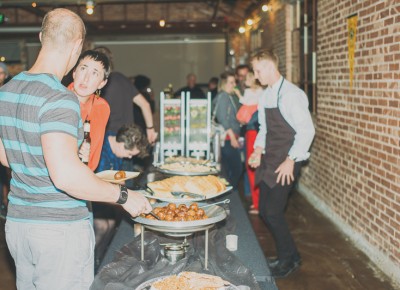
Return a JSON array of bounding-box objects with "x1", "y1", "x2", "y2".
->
[
  {"x1": 159, "y1": 92, "x2": 211, "y2": 161},
  {"x1": 185, "y1": 92, "x2": 211, "y2": 160},
  {"x1": 159, "y1": 92, "x2": 185, "y2": 162}
]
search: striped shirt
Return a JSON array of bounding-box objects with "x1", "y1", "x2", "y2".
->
[{"x1": 0, "y1": 72, "x2": 89, "y2": 223}]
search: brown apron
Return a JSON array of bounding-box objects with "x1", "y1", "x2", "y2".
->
[{"x1": 255, "y1": 78, "x2": 295, "y2": 188}]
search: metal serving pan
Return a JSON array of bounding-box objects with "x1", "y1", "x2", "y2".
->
[
  {"x1": 133, "y1": 202, "x2": 227, "y2": 237},
  {"x1": 153, "y1": 162, "x2": 219, "y2": 176},
  {"x1": 139, "y1": 186, "x2": 233, "y2": 203}
]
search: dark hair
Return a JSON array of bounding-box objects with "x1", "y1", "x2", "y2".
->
[
  {"x1": 93, "y1": 46, "x2": 114, "y2": 70},
  {"x1": 208, "y1": 77, "x2": 219, "y2": 85},
  {"x1": 235, "y1": 64, "x2": 250, "y2": 74},
  {"x1": 134, "y1": 75, "x2": 151, "y2": 91},
  {"x1": 116, "y1": 124, "x2": 149, "y2": 158},
  {"x1": 220, "y1": 71, "x2": 235, "y2": 81},
  {"x1": 76, "y1": 50, "x2": 111, "y2": 80}
]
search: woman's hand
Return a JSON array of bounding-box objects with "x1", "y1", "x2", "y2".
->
[
  {"x1": 248, "y1": 151, "x2": 261, "y2": 168},
  {"x1": 227, "y1": 129, "x2": 240, "y2": 148}
]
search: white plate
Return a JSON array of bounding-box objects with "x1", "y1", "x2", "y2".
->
[
  {"x1": 135, "y1": 273, "x2": 239, "y2": 290},
  {"x1": 96, "y1": 170, "x2": 140, "y2": 184},
  {"x1": 139, "y1": 186, "x2": 233, "y2": 202},
  {"x1": 154, "y1": 162, "x2": 219, "y2": 176}
]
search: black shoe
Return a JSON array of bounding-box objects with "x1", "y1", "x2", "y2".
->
[
  {"x1": 266, "y1": 257, "x2": 279, "y2": 268},
  {"x1": 268, "y1": 256, "x2": 302, "y2": 269},
  {"x1": 271, "y1": 260, "x2": 301, "y2": 278}
]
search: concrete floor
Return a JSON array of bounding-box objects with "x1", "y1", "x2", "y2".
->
[{"x1": 0, "y1": 191, "x2": 398, "y2": 290}]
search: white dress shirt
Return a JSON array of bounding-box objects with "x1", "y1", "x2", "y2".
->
[{"x1": 254, "y1": 76, "x2": 315, "y2": 161}]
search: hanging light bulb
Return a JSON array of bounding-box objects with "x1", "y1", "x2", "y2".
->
[
  {"x1": 262, "y1": 5, "x2": 269, "y2": 12},
  {"x1": 159, "y1": 19, "x2": 166, "y2": 27},
  {"x1": 238, "y1": 26, "x2": 245, "y2": 33},
  {"x1": 246, "y1": 19, "x2": 253, "y2": 26},
  {"x1": 86, "y1": 1, "x2": 94, "y2": 15}
]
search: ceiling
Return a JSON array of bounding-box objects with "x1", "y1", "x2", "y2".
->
[{"x1": 0, "y1": 0, "x2": 266, "y2": 36}]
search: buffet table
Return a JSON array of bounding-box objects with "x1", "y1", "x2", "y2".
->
[{"x1": 94, "y1": 169, "x2": 277, "y2": 290}]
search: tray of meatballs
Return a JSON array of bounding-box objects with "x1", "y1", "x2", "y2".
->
[{"x1": 133, "y1": 201, "x2": 228, "y2": 235}]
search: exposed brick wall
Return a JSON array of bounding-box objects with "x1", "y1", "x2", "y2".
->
[
  {"x1": 299, "y1": 0, "x2": 400, "y2": 268},
  {"x1": 256, "y1": 0, "x2": 400, "y2": 278}
]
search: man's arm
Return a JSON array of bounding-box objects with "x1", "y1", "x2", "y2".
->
[
  {"x1": 0, "y1": 138, "x2": 9, "y2": 167},
  {"x1": 133, "y1": 93, "x2": 157, "y2": 143},
  {"x1": 42, "y1": 132, "x2": 151, "y2": 216}
]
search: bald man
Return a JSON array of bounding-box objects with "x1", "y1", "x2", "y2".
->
[{"x1": 0, "y1": 8, "x2": 151, "y2": 290}]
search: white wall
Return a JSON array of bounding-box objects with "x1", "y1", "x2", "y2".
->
[{"x1": 93, "y1": 37, "x2": 226, "y2": 98}]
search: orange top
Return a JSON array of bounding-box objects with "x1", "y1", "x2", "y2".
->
[{"x1": 68, "y1": 83, "x2": 110, "y2": 171}]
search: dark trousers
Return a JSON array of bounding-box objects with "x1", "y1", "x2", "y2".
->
[
  {"x1": 221, "y1": 140, "x2": 243, "y2": 190},
  {"x1": 258, "y1": 162, "x2": 302, "y2": 262}
]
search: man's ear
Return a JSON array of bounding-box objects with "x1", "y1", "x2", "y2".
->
[{"x1": 72, "y1": 38, "x2": 83, "y2": 56}]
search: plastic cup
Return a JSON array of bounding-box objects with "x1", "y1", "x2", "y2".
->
[{"x1": 226, "y1": 234, "x2": 238, "y2": 251}]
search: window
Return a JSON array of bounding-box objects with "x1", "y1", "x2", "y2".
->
[{"x1": 299, "y1": 0, "x2": 317, "y2": 113}]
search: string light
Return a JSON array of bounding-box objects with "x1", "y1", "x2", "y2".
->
[
  {"x1": 32, "y1": 2, "x2": 37, "y2": 8},
  {"x1": 238, "y1": 26, "x2": 245, "y2": 33},
  {"x1": 262, "y1": 5, "x2": 269, "y2": 12},
  {"x1": 86, "y1": 1, "x2": 94, "y2": 15},
  {"x1": 159, "y1": 19, "x2": 166, "y2": 27},
  {"x1": 246, "y1": 19, "x2": 253, "y2": 26}
]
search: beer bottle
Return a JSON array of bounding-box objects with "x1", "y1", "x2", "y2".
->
[{"x1": 81, "y1": 120, "x2": 91, "y2": 165}]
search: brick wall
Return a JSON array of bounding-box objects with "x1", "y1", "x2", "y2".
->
[
  {"x1": 300, "y1": 0, "x2": 400, "y2": 272},
  {"x1": 257, "y1": 0, "x2": 399, "y2": 281}
]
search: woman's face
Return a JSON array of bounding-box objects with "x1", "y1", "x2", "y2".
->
[
  {"x1": 245, "y1": 73, "x2": 255, "y2": 87},
  {"x1": 223, "y1": 76, "x2": 236, "y2": 94},
  {"x1": 73, "y1": 56, "x2": 107, "y2": 97}
]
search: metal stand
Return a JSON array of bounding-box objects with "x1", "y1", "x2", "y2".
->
[{"x1": 140, "y1": 225, "x2": 212, "y2": 270}]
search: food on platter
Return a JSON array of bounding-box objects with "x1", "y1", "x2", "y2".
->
[
  {"x1": 151, "y1": 271, "x2": 230, "y2": 290},
  {"x1": 141, "y1": 202, "x2": 207, "y2": 221},
  {"x1": 159, "y1": 162, "x2": 216, "y2": 174},
  {"x1": 164, "y1": 156, "x2": 209, "y2": 165},
  {"x1": 114, "y1": 170, "x2": 126, "y2": 180},
  {"x1": 146, "y1": 175, "x2": 226, "y2": 198},
  {"x1": 95, "y1": 170, "x2": 140, "y2": 184}
]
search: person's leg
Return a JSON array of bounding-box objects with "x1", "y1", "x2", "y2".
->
[
  {"x1": 221, "y1": 141, "x2": 243, "y2": 190},
  {"x1": 6, "y1": 219, "x2": 95, "y2": 290},
  {"x1": 259, "y1": 163, "x2": 302, "y2": 263},
  {"x1": 245, "y1": 130, "x2": 259, "y2": 211},
  {"x1": 5, "y1": 220, "x2": 36, "y2": 290}
]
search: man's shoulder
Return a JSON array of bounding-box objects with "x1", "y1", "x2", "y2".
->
[{"x1": 109, "y1": 71, "x2": 131, "y2": 85}]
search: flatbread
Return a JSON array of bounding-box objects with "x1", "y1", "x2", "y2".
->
[
  {"x1": 151, "y1": 271, "x2": 230, "y2": 290},
  {"x1": 147, "y1": 175, "x2": 226, "y2": 197}
]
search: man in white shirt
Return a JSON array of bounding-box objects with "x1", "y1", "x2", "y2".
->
[{"x1": 249, "y1": 50, "x2": 315, "y2": 278}]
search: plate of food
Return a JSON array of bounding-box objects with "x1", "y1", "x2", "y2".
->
[
  {"x1": 96, "y1": 170, "x2": 140, "y2": 184},
  {"x1": 142, "y1": 175, "x2": 232, "y2": 202},
  {"x1": 155, "y1": 162, "x2": 219, "y2": 176},
  {"x1": 163, "y1": 156, "x2": 210, "y2": 164},
  {"x1": 135, "y1": 271, "x2": 239, "y2": 290}
]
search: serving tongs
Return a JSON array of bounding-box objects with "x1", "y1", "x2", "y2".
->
[
  {"x1": 199, "y1": 199, "x2": 230, "y2": 208},
  {"x1": 171, "y1": 191, "x2": 206, "y2": 200},
  {"x1": 144, "y1": 185, "x2": 155, "y2": 196}
]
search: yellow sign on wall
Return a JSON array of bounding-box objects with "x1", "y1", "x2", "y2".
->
[{"x1": 348, "y1": 14, "x2": 358, "y2": 88}]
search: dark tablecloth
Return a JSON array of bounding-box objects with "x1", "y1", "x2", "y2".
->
[{"x1": 94, "y1": 168, "x2": 277, "y2": 290}]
